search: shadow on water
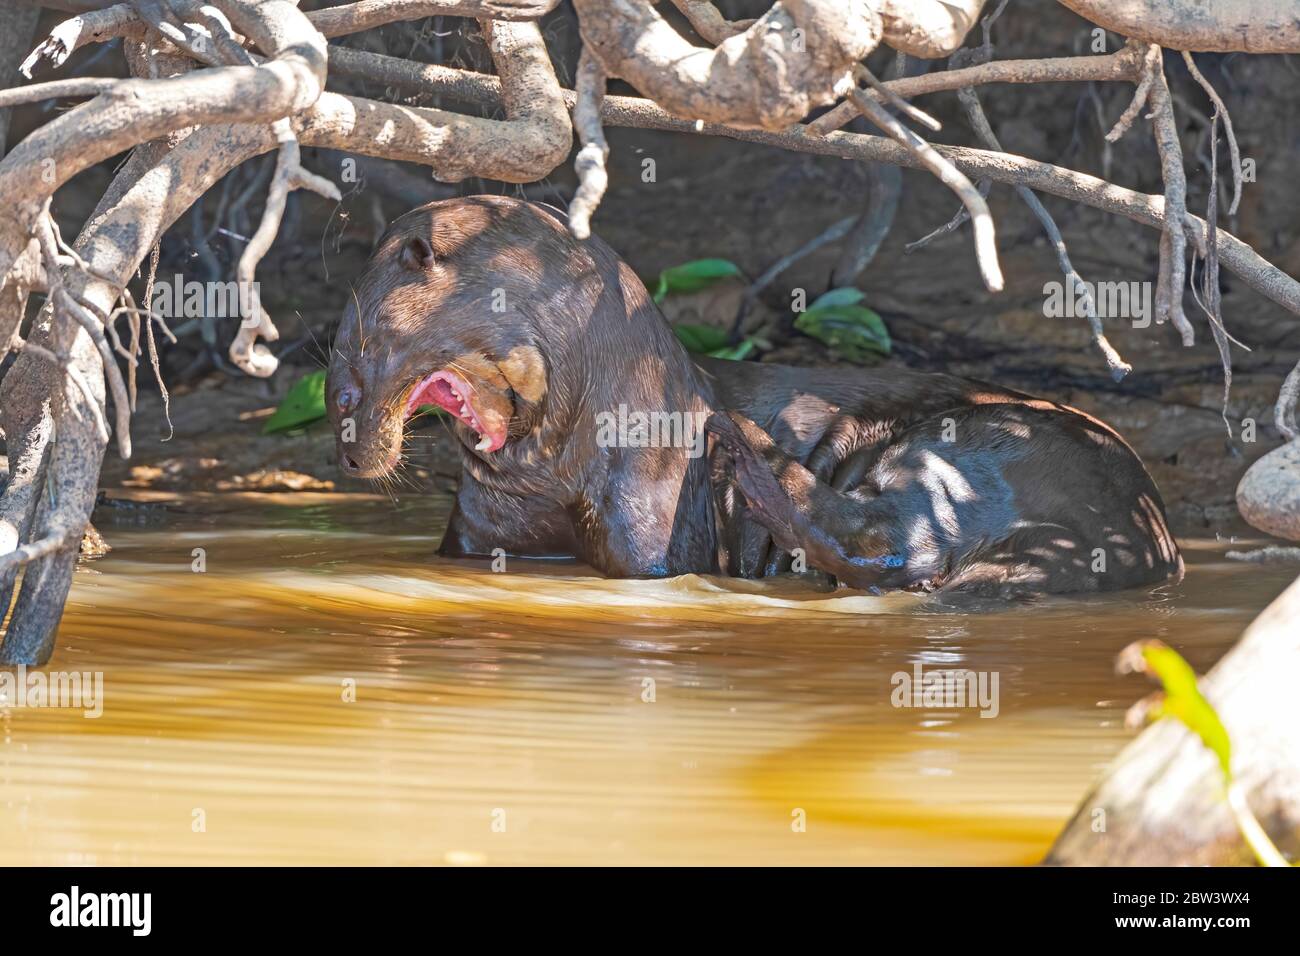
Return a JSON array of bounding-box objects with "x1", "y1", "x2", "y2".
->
[{"x1": 0, "y1": 492, "x2": 1290, "y2": 864}]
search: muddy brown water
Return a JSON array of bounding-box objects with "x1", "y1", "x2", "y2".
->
[{"x1": 0, "y1": 492, "x2": 1291, "y2": 865}]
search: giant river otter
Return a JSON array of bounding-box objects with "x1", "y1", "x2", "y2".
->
[{"x1": 325, "y1": 196, "x2": 1181, "y2": 596}]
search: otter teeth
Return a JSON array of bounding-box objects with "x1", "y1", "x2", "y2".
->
[{"x1": 474, "y1": 436, "x2": 492, "y2": 452}]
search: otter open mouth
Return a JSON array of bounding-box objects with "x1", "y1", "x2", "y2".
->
[{"x1": 404, "y1": 369, "x2": 507, "y2": 453}]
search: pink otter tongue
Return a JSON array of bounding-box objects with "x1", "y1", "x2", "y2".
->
[{"x1": 406, "y1": 370, "x2": 507, "y2": 453}]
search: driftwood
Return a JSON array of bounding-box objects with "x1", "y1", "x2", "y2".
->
[{"x1": 1047, "y1": 576, "x2": 1300, "y2": 865}]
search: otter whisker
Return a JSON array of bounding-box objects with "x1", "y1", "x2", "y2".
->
[{"x1": 349, "y1": 283, "x2": 367, "y2": 357}]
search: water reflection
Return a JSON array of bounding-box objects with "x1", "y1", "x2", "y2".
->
[{"x1": 0, "y1": 493, "x2": 1290, "y2": 865}]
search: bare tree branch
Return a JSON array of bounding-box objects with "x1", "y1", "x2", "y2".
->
[
  {"x1": 1059, "y1": 0, "x2": 1300, "y2": 53},
  {"x1": 1147, "y1": 51, "x2": 1195, "y2": 346},
  {"x1": 809, "y1": 45, "x2": 1145, "y2": 136},
  {"x1": 876, "y1": 0, "x2": 985, "y2": 58},
  {"x1": 572, "y1": 0, "x2": 881, "y2": 131},
  {"x1": 568, "y1": 46, "x2": 608, "y2": 240},
  {"x1": 848, "y1": 84, "x2": 1003, "y2": 292}
]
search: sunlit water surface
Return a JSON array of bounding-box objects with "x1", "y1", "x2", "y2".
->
[{"x1": 0, "y1": 492, "x2": 1291, "y2": 865}]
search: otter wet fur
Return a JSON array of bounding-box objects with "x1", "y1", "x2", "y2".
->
[{"x1": 326, "y1": 196, "x2": 1182, "y2": 596}]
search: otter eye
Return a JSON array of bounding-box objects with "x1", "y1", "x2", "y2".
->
[{"x1": 336, "y1": 386, "x2": 359, "y2": 412}]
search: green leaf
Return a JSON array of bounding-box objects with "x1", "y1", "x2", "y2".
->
[
  {"x1": 709, "y1": 338, "x2": 757, "y2": 361},
  {"x1": 809, "y1": 287, "x2": 867, "y2": 310},
  {"x1": 1129, "y1": 640, "x2": 1233, "y2": 779},
  {"x1": 652, "y1": 258, "x2": 743, "y2": 304},
  {"x1": 673, "y1": 323, "x2": 757, "y2": 361},
  {"x1": 674, "y1": 323, "x2": 730, "y2": 354},
  {"x1": 795, "y1": 290, "x2": 891, "y2": 363},
  {"x1": 262, "y1": 370, "x2": 327, "y2": 434}
]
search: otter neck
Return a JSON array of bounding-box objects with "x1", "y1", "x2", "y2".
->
[{"x1": 465, "y1": 247, "x2": 718, "y2": 500}]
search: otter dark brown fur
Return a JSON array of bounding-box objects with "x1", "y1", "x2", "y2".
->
[{"x1": 326, "y1": 196, "x2": 1182, "y2": 595}]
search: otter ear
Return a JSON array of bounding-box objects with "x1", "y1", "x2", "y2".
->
[{"x1": 400, "y1": 236, "x2": 436, "y2": 271}]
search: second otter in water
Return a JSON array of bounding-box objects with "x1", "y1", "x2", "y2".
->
[{"x1": 325, "y1": 196, "x2": 1181, "y2": 595}]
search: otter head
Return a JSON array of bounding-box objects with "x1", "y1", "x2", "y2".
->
[{"x1": 326, "y1": 197, "x2": 560, "y2": 480}]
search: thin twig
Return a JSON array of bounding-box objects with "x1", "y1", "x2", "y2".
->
[
  {"x1": 958, "y1": 84, "x2": 1131, "y2": 379},
  {"x1": 731, "y1": 216, "x2": 857, "y2": 338},
  {"x1": 1182, "y1": 50, "x2": 1243, "y2": 216},
  {"x1": 1275, "y1": 357, "x2": 1300, "y2": 442},
  {"x1": 568, "y1": 46, "x2": 608, "y2": 240},
  {"x1": 1147, "y1": 52, "x2": 1195, "y2": 347},
  {"x1": 854, "y1": 64, "x2": 940, "y2": 132},
  {"x1": 1105, "y1": 42, "x2": 1159, "y2": 143},
  {"x1": 847, "y1": 88, "x2": 1003, "y2": 292}
]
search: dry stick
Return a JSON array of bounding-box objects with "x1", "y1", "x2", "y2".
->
[
  {"x1": 572, "y1": 0, "x2": 878, "y2": 132},
  {"x1": 129, "y1": 0, "x2": 223, "y2": 69},
  {"x1": 231, "y1": 119, "x2": 341, "y2": 376},
  {"x1": 317, "y1": 22, "x2": 573, "y2": 183},
  {"x1": 19, "y1": 4, "x2": 143, "y2": 77},
  {"x1": 333, "y1": 50, "x2": 1300, "y2": 320},
  {"x1": 0, "y1": 77, "x2": 119, "y2": 107},
  {"x1": 73, "y1": 288, "x2": 134, "y2": 362},
  {"x1": 186, "y1": 1, "x2": 341, "y2": 377},
  {"x1": 831, "y1": 51, "x2": 909, "y2": 286},
  {"x1": 668, "y1": 0, "x2": 754, "y2": 44},
  {"x1": 1181, "y1": 50, "x2": 1242, "y2": 216},
  {"x1": 0, "y1": 528, "x2": 78, "y2": 578},
  {"x1": 902, "y1": 0, "x2": 1003, "y2": 256},
  {"x1": 194, "y1": 3, "x2": 255, "y2": 67},
  {"x1": 833, "y1": 169, "x2": 903, "y2": 283},
  {"x1": 307, "y1": 0, "x2": 561, "y2": 37},
  {"x1": 1226, "y1": 546, "x2": 1300, "y2": 563},
  {"x1": 0, "y1": 0, "x2": 330, "y2": 283},
  {"x1": 568, "y1": 46, "x2": 608, "y2": 240},
  {"x1": 18, "y1": 0, "x2": 561, "y2": 74},
  {"x1": 34, "y1": 213, "x2": 131, "y2": 457},
  {"x1": 731, "y1": 216, "x2": 858, "y2": 338},
  {"x1": 1276, "y1": 356, "x2": 1300, "y2": 442},
  {"x1": 139, "y1": 241, "x2": 174, "y2": 440},
  {"x1": 12, "y1": 334, "x2": 109, "y2": 446},
  {"x1": 854, "y1": 63, "x2": 940, "y2": 132},
  {"x1": 1147, "y1": 52, "x2": 1195, "y2": 347},
  {"x1": 52, "y1": 288, "x2": 132, "y2": 457},
  {"x1": 947, "y1": 5, "x2": 1127, "y2": 377},
  {"x1": 901, "y1": 40, "x2": 997, "y2": 255},
  {"x1": 905, "y1": 179, "x2": 990, "y2": 252},
  {"x1": 126, "y1": 296, "x2": 140, "y2": 411},
  {"x1": 957, "y1": 82, "x2": 1131, "y2": 379},
  {"x1": 1105, "y1": 42, "x2": 1159, "y2": 142},
  {"x1": 809, "y1": 47, "x2": 1146, "y2": 135},
  {"x1": 1193, "y1": 107, "x2": 1238, "y2": 432},
  {"x1": 847, "y1": 87, "x2": 1003, "y2": 292},
  {"x1": 47, "y1": 217, "x2": 130, "y2": 295}
]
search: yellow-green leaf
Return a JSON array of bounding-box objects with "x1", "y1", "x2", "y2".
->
[{"x1": 1122, "y1": 639, "x2": 1232, "y2": 779}]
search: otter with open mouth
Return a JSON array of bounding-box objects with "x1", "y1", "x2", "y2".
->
[{"x1": 326, "y1": 196, "x2": 1182, "y2": 595}]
